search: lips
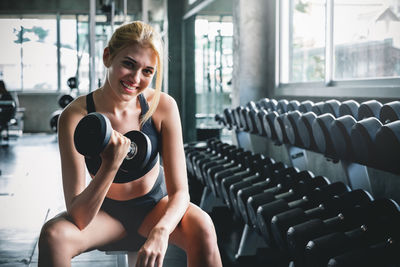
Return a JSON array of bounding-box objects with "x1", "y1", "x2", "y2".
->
[{"x1": 121, "y1": 81, "x2": 138, "y2": 92}]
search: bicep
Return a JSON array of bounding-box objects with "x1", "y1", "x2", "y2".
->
[
  {"x1": 58, "y1": 110, "x2": 87, "y2": 209},
  {"x1": 160, "y1": 99, "x2": 188, "y2": 195}
]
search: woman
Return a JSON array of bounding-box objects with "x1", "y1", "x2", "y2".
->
[{"x1": 39, "y1": 21, "x2": 222, "y2": 267}]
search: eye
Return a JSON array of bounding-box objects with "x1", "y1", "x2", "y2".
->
[
  {"x1": 123, "y1": 61, "x2": 134, "y2": 68},
  {"x1": 143, "y1": 69, "x2": 154, "y2": 76}
]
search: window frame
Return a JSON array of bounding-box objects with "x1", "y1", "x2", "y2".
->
[{"x1": 275, "y1": 0, "x2": 400, "y2": 99}]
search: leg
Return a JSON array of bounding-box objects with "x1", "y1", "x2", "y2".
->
[
  {"x1": 138, "y1": 197, "x2": 223, "y2": 267},
  {"x1": 38, "y1": 210, "x2": 127, "y2": 267}
]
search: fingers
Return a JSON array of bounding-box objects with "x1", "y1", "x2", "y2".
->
[{"x1": 136, "y1": 248, "x2": 164, "y2": 267}]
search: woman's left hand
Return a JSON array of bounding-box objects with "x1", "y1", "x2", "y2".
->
[{"x1": 136, "y1": 227, "x2": 169, "y2": 267}]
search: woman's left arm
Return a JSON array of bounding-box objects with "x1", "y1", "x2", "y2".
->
[
  {"x1": 137, "y1": 93, "x2": 190, "y2": 267},
  {"x1": 153, "y1": 93, "x2": 190, "y2": 234}
]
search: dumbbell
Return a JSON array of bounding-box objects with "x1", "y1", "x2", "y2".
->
[
  {"x1": 287, "y1": 198, "x2": 399, "y2": 267},
  {"x1": 184, "y1": 142, "x2": 208, "y2": 178},
  {"x1": 243, "y1": 168, "x2": 309, "y2": 230},
  {"x1": 276, "y1": 99, "x2": 289, "y2": 114},
  {"x1": 205, "y1": 150, "x2": 253, "y2": 197},
  {"x1": 212, "y1": 153, "x2": 270, "y2": 199},
  {"x1": 357, "y1": 100, "x2": 383, "y2": 120},
  {"x1": 58, "y1": 94, "x2": 74, "y2": 109},
  {"x1": 330, "y1": 99, "x2": 385, "y2": 162},
  {"x1": 375, "y1": 120, "x2": 400, "y2": 174},
  {"x1": 223, "y1": 165, "x2": 298, "y2": 218},
  {"x1": 287, "y1": 100, "x2": 300, "y2": 111},
  {"x1": 218, "y1": 156, "x2": 276, "y2": 209},
  {"x1": 197, "y1": 144, "x2": 239, "y2": 178},
  {"x1": 194, "y1": 144, "x2": 243, "y2": 186},
  {"x1": 74, "y1": 112, "x2": 152, "y2": 183},
  {"x1": 188, "y1": 139, "x2": 223, "y2": 179},
  {"x1": 49, "y1": 109, "x2": 62, "y2": 133},
  {"x1": 256, "y1": 182, "x2": 350, "y2": 247},
  {"x1": 245, "y1": 173, "x2": 330, "y2": 233},
  {"x1": 271, "y1": 189, "x2": 373, "y2": 253},
  {"x1": 193, "y1": 143, "x2": 237, "y2": 184},
  {"x1": 327, "y1": 238, "x2": 399, "y2": 267},
  {"x1": 201, "y1": 147, "x2": 249, "y2": 193},
  {"x1": 338, "y1": 100, "x2": 360, "y2": 119},
  {"x1": 380, "y1": 100, "x2": 400, "y2": 124},
  {"x1": 298, "y1": 100, "x2": 314, "y2": 113},
  {"x1": 237, "y1": 171, "x2": 326, "y2": 226},
  {"x1": 229, "y1": 162, "x2": 287, "y2": 223},
  {"x1": 283, "y1": 110, "x2": 303, "y2": 147},
  {"x1": 222, "y1": 108, "x2": 234, "y2": 129},
  {"x1": 297, "y1": 111, "x2": 319, "y2": 151},
  {"x1": 304, "y1": 198, "x2": 400, "y2": 267},
  {"x1": 350, "y1": 117, "x2": 383, "y2": 166},
  {"x1": 258, "y1": 98, "x2": 278, "y2": 113}
]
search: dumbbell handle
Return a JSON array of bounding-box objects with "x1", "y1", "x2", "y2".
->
[{"x1": 126, "y1": 141, "x2": 138, "y2": 160}]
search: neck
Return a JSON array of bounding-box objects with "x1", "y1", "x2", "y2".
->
[{"x1": 95, "y1": 86, "x2": 140, "y2": 117}]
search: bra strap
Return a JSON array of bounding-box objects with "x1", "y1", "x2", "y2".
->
[
  {"x1": 138, "y1": 93, "x2": 149, "y2": 116},
  {"x1": 86, "y1": 92, "x2": 96, "y2": 113}
]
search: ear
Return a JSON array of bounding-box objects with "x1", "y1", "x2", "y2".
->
[{"x1": 103, "y1": 47, "x2": 112, "y2": 68}]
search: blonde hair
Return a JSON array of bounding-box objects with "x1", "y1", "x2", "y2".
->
[{"x1": 107, "y1": 21, "x2": 163, "y2": 128}]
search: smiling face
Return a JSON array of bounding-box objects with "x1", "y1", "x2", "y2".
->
[{"x1": 103, "y1": 42, "x2": 157, "y2": 99}]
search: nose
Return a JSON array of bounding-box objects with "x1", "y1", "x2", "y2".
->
[{"x1": 131, "y1": 70, "x2": 141, "y2": 84}]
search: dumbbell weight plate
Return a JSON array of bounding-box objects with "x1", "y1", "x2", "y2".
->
[
  {"x1": 284, "y1": 111, "x2": 302, "y2": 146},
  {"x1": 339, "y1": 100, "x2": 359, "y2": 119},
  {"x1": 330, "y1": 115, "x2": 357, "y2": 160},
  {"x1": 287, "y1": 100, "x2": 300, "y2": 111},
  {"x1": 311, "y1": 102, "x2": 325, "y2": 115},
  {"x1": 274, "y1": 113, "x2": 289, "y2": 144},
  {"x1": 312, "y1": 113, "x2": 336, "y2": 156},
  {"x1": 58, "y1": 94, "x2": 74, "y2": 109},
  {"x1": 299, "y1": 100, "x2": 314, "y2": 113},
  {"x1": 350, "y1": 117, "x2": 383, "y2": 166},
  {"x1": 74, "y1": 112, "x2": 112, "y2": 157},
  {"x1": 120, "y1": 130, "x2": 152, "y2": 172},
  {"x1": 375, "y1": 121, "x2": 400, "y2": 174},
  {"x1": 262, "y1": 111, "x2": 279, "y2": 140},
  {"x1": 358, "y1": 100, "x2": 382, "y2": 120},
  {"x1": 379, "y1": 101, "x2": 400, "y2": 124},
  {"x1": 297, "y1": 112, "x2": 318, "y2": 150},
  {"x1": 49, "y1": 109, "x2": 62, "y2": 133},
  {"x1": 323, "y1": 99, "x2": 341, "y2": 118}
]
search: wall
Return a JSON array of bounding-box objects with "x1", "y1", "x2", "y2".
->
[{"x1": 17, "y1": 92, "x2": 61, "y2": 133}]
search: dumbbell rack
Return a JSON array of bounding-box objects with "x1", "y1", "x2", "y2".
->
[{"x1": 191, "y1": 97, "x2": 400, "y2": 266}]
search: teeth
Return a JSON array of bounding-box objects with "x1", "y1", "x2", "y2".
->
[{"x1": 121, "y1": 81, "x2": 136, "y2": 90}]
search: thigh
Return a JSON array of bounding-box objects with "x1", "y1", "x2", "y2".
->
[
  {"x1": 43, "y1": 210, "x2": 127, "y2": 255},
  {"x1": 137, "y1": 197, "x2": 214, "y2": 249}
]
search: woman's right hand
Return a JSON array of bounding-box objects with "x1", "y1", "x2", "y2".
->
[{"x1": 100, "y1": 130, "x2": 131, "y2": 170}]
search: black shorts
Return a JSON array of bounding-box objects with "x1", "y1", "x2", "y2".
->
[{"x1": 99, "y1": 166, "x2": 168, "y2": 251}]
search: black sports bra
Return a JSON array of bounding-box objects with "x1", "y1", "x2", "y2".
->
[{"x1": 84, "y1": 92, "x2": 161, "y2": 183}]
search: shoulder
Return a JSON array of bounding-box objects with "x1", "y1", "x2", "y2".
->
[
  {"x1": 158, "y1": 92, "x2": 178, "y2": 112},
  {"x1": 59, "y1": 95, "x2": 87, "y2": 129}
]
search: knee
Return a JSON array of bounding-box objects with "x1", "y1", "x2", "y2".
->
[
  {"x1": 39, "y1": 219, "x2": 70, "y2": 250},
  {"x1": 186, "y1": 210, "x2": 218, "y2": 250}
]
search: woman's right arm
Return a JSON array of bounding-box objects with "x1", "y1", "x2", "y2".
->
[{"x1": 58, "y1": 102, "x2": 130, "y2": 230}]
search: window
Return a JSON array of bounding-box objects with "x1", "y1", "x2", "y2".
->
[
  {"x1": 0, "y1": 14, "x2": 135, "y2": 93},
  {"x1": 194, "y1": 17, "x2": 233, "y2": 128},
  {"x1": 0, "y1": 16, "x2": 57, "y2": 91},
  {"x1": 279, "y1": 0, "x2": 400, "y2": 86}
]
